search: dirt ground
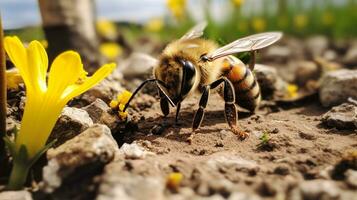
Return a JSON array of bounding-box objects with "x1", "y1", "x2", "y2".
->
[{"x1": 105, "y1": 93, "x2": 357, "y2": 199}]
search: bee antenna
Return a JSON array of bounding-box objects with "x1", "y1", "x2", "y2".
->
[{"x1": 123, "y1": 79, "x2": 175, "y2": 112}]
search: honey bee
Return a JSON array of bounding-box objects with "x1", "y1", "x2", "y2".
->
[{"x1": 124, "y1": 22, "x2": 282, "y2": 140}]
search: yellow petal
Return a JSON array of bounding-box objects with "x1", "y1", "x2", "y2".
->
[
  {"x1": 47, "y1": 51, "x2": 83, "y2": 98},
  {"x1": 62, "y1": 63, "x2": 116, "y2": 102},
  {"x1": 4, "y1": 36, "x2": 30, "y2": 88},
  {"x1": 109, "y1": 100, "x2": 119, "y2": 109},
  {"x1": 27, "y1": 40, "x2": 48, "y2": 92}
]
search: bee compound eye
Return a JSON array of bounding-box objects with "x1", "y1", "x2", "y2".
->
[{"x1": 180, "y1": 60, "x2": 196, "y2": 97}]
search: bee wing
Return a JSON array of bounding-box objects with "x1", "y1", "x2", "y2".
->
[
  {"x1": 180, "y1": 21, "x2": 207, "y2": 40},
  {"x1": 206, "y1": 32, "x2": 282, "y2": 61}
]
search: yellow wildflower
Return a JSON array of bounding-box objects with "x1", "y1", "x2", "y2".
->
[
  {"x1": 231, "y1": 0, "x2": 244, "y2": 7},
  {"x1": 109, "y1": 100, "x2": 119, "y2": 109},
  {"x1": 166, "y1": 172, "x2": 183, "y2": 190},
  {"x1": 96, "y1": 19, "x2": 117, "y2": 39},
  {"x1": 6, "y1": 69, "x2": 23, "y2": 90},
  {"x1": 100, "y1": 42, "x2": 122, "y2": 61},
  {"x1": 294, "y1": 14, "x2": 308, "y2": 29},
  {"x1": 252, "y1": 17, "x2": 266, "y2": 32},
  {"x1": 286, "y1": 84, "x2": 298, "y2": 98},
  {"x1": 110, "y1": 90, "x2": 132, "y2": 120},
  {"x1": 145, "y1": 18, "x2": 164, "y2": 32},
  {"x1": 322, "y1": 12, "x2": 334, "y2": 26},
  {"x1": 4, "y1": 36, "x2": 115, "y2": 189},
  {"x1": 167, "y1": 0, "x2": 186, "y2": 20}
]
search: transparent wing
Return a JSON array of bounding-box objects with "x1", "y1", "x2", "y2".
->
[
  {"x1": 206, "y1": 32, "x2": 282, "y2": 61},
  {"x1": 180, "y1": 21, "x2": 207, "y2": 40}
]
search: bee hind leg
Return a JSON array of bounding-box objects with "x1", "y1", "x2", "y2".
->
[
  {"x1": 211, "y1": 77, "x2": 248, "y2": 140},
  {"x1": 249, "y1": 50, "x2": 257, "y2": 71},
  {"x1": 191, "y1": 77, "x2": 248, "y2": 142}
]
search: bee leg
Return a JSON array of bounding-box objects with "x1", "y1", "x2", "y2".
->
[
  {"x1": 249, "y1": 50, "x2": 257, "y2": 71},
  {"x1": 159, "y1": 90, "x2": 170, "y2": 117},
  {"x1": 189, "y1": 85, "x2": 210, "y2": 143},
  {"x1": 210, "y1": 77, "x2": 249, "y2": 140},
  {"x1": 175, "y1": 102, "x2": 181, "y2": 123}
]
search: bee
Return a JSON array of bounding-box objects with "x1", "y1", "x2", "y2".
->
[{"x1": 124, "y1": 22, "x2": 282, "y2": 141}]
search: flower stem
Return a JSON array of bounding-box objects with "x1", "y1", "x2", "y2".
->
[
  {"x1": 0, "y1": 14, "x2": 10, "y2": 178},
  {"x1": 7, "y1": 160, "x2": 30, "y2": 190}
]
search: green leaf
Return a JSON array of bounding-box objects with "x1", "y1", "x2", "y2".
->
[
  {"x1": 3, "y1": 136, "x2": 16, "y2": 157},
  {"x1": 28, "y1": 139, "x2": 57, "y2": 167}
]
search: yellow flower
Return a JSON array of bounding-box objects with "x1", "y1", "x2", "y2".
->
[
  {"x1": 231, "y1": 0, "x2": 244, "y2": 7},
  {"x1": 110, "y1": 90, "x2": 132, "y2": 120},
  {"x1": 252, "y1": 17, "x2": 266, "y2": 32},
  {"x1": 294, "y1": 14, "x2": 308, "y2": 29},
  {"x1": 286, "y1": 84, "x2": 298, "y2": 98},
  {"x1": 6, "y1": 69, "x2": 23, "y2": 90},
  {"x1": 166, "y1": 172, "x2": 183, "y2": 190},
  {"x1": 96, "y1": 19, "x2": 117, "y2": 39},
  {"x1": 322, "y1": 12, "x2": 334, "y2": 26},
  {"x1": 4, "y1": 36, "x2": 115, "y2": 159},
  {"x1": 145, "y1": 18, "x2": 164, "y2": 32},
  {"x1": 100, "y1": 42, "x2": 122, "y2": 61},
  {"x1": 166, "y1": 0, "x2": 186, "y2": 20}
]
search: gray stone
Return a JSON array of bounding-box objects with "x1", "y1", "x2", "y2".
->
[
  {"x1": 319, "y1": 69, "x2": 357, "y2": 107},
  {"x1": 305, "y1": 36, "x2": 329, "y2": 57},
  {"x1": 345, "y1": 169, "x2": 357, "y2": 188},
  {"x1": 206, "y1": 155, "x2": 259, "y2": 173},
  {"x1": 321, "y1": 103, "x2": 357, "y2": 130},
  {"x1": 254, "y1": 64, "x2": 286, "y2": 98},
  {"x1": 97, "y1": 174, "x2": 164, "y2": 200},
  {"x1": 50, "y1": 107, "x2": 93, "y2": 146},
  {"x1": 120, "y1": 52, "x2": 158, "y2": 78},
  {"x1": 0, "y1": 191, "x2": 32, "y2": 200},
  {"x1": 293, "y1": 61, "x2": 321, "y2": 86},
  {"x1": 228, "y1": 192, "x2": 262, "y2": 200},
  {"x1": 299, "y1": 180, "x2": 340, "y2": 200},
  {"x1": 120, "y1": 143, "x2": 148, "y2": 159},
  {"x1": 343, "y1": 43, "x2": 357, "y2": 66},
  {"x1": 42, "y1": 124, "x2": 118, "y2": 193},
  {"x1": 83, "y1": 98, "x2": 122, "y2": 130},
  {"x1": 263, "y1": 46, "x2": 292, "y2": 63}
]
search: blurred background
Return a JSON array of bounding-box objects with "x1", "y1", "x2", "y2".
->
[{"x1": 1, "y1": 0, "x2": 356, "y2": 81}]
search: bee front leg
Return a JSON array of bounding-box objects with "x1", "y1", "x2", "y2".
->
[
  {"x1": 159, "y1": 90, "x2": 170, "y2": 117},
  {"x1": 190, "y1": 85, "x2": 210, "y2": 143}
]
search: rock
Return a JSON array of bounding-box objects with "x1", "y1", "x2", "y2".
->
[
  {"x1": 206, "y1": 155, "x2": 259, "y2": 174},
  {"x1": 262, "y1": 46, "x2": 292, "y2": 63},
  {"x1": 255, "y1": 181, "x2": 277, "y2": 197},
  {"x1": 0, "y1": 190, "x2": 32, "y2": 200},
  {"x1": 343, "y1": 43, "x2": 357, "y2": 67},
  {"x1": 319, "y1": 69, "x2": 357, "y2": 107},
  {"x1": 97, "y1": 174, "x2": 164, "y2": 200},
  {"x1": 228, "y1": 192, "x2": 262, "y2": 200},
  {"x1": 83, "y1": 98, "x2": 122, "y2": 130},
  {"x1": 345, "y1": 169, "x2": 357, "y2": 188},
  {"x1": 254, "y1": 64, "x2": 286, "y2": 98},
  {"x1": 293, "y1": 61, "x2": 321, "y2": 86},
  {"x1": 298, "y1": 180, "x2": 340, "y2": 200},
  {"x1": 120, "y1": 52, "x2": 158, "y2": 78},
  {"x1": 120, "y1": 143, "x2": 149, "y2": 159},
  {"x1": 49, "y1": 107, "x2": 93, "y2": 147},
  {"x1": 305, "y1": 36, "x2": 329, "y2": 58},
  {"x1": 321, "y1": 103, "x2": 357, "y2": 130},
  {"x1": 42, "y1": 124, "x2": 118, "y2": 193}
]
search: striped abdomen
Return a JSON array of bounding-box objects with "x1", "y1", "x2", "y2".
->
[{"x1": 221, "y1": 56, "x2": 261, "y2": 112}]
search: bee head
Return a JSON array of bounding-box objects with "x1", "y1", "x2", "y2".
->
[{"x1": 155, "y1": 57, "x2": 196, "y2": 105}]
